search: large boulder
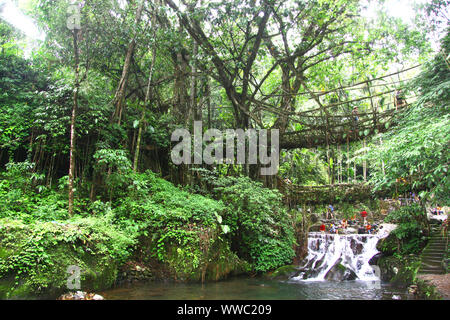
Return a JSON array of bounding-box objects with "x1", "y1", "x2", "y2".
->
[
  {"x1": 266, "y1": 265, "x2": 299, "y2": 280},
  {"x1": 375, "y1": 255, "x2": 420, "y2": 284},
  {"x1": 368, "y1": 253, "x2": 384, "y2": 266},
  {"x1": 324, "y1": 259, "x2": 357, "y2": 281},
  {"x1": 376, "y1": 232, "x2": 398, "y2": 255}
]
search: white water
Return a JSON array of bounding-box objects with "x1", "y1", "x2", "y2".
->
[{"x1": 292, "y1": 232, "x2": 383, "y2": 282}]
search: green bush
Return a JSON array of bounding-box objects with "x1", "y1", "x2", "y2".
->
[
  {"x1": 384, "y1": 204, "x2": 428, "y2": 254},
  {"x1": 211, "y1": 175, "x2": 296, "y2": 272},
  {"x1": 0, "y1": 215, "x2": 134, "y2": 298},
  {"x1": 111, "y1": 170, "x2": 233, "y2": 280}
]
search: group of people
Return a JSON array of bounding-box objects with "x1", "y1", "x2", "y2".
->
[
  {"x1": 319, "y1": 207, "x2": 378, "y2": 235},
  {"x1": 431, "y1": 206, "x2": 444, "y2": 215},
  {"x1": 322, "y1": 218, "x2": 350, "y2": 234}
]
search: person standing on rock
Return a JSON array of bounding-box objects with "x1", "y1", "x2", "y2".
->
[
  {"x1": 360, "y1": 210, "x2": 368, "y2": 226},
  {"x1": 365, "y1": 224, "x2": 372, "y2": 234},
  {"x1": 341, "y1": 219, "x2": 348, "y2": 231},
  {"x1": 327, "y1": 204, "x2": 335, "y2": 220}
]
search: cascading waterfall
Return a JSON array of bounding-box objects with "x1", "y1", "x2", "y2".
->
[{"x1": 292, "y1": 232, "x2": 383, "y2": 282}]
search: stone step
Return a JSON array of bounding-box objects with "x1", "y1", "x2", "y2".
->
[
  {"x1": 423, "y1": 250, "x2": 446, "y2": 254},
  {"x1": 421, "y1": 256, "x2": 444, "y2": 261},
  {"x1": 429, "y1": 239, "x2": 447, "y2": 243},
  {"x1": 419, "y1": 265, "x2": 444, "y2": 269},
  {"x1": 421, "y1": 260, "x2": 443, "y2": 264},
  {"x1": 421, "y1": 258, "x2": 444, "y2": 263},
  {"x1": 425, "y1": 248, "x2": 447, "y2": 253},
  {"x1": 419, "y1": 266, "x2": 445, "y2": 271},
  {"x1": 426, "y1": 245, "x2": 447, "y2": 249},
  {"x1": 423, "y1": 252, "x2": 446, "y2": 255},
  {"x1": 419, "y1": 267, "x2": 445, "y2": 272},
  {"x1": 418, "y1": 270, "x2": 445, "y2": 275},
  {"x1": 422, "y1": 248, "x2": 445, "y2": 252},
  {"x1": 421, "y1": 259, "x2": 443, "y2": 264},
  {"x1": 421, "y1": 250, "x2": 446, "y2": 255},
  {"x1": 422, "y1": 255, "x2": 446, "y2": 259},
  {"x1": 422, "y1": 249, "x2": 446, "y2": 253},
  {"x1": 420, "y1": 264, "x2": 444, "y2": 270},
  {"x1": 419, "y1": 270, "x2": 445, "y2": 273}
]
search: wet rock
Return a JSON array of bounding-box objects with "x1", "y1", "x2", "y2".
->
[
  {"x1": 310, "y1": 214, "x2": 319, "y2": 224},
  {"x1": 324, "y1": 260, "x2": 357, "y2": 281},
  {"x1": 266, "y1": 265, "x2": 299, "y2": 280},
  {"x1": 58, "y1": 291, "x2": 105, "y2": 300},
  {"x1": 369, "y1": 253, "x2": 383, "y2": 266},
  {"x1": 408, "y1": 285, "x2": 418, "y2": 295},
  {"x1": 351, "y1": 242, "x2": 364, "y2": 255},
  {"x1": 346, "y1": 227, "x2": 357, "y2": 234}
]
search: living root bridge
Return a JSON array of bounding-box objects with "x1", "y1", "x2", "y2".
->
[
  {"x1": 279, "y1": 103, "x2": 410, "y2": 150},
  {"x1": 278, "y1": 182, "x2": 387, "y2": 205}
]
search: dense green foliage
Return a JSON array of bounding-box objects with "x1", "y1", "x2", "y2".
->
[
  {"x1": 0, "y1": 0, "x2": 448, "y2": 299},
  {"x1": 0, "y1": 159, "x2": 295, "y2": 296},
  {"x1": 367, "y1": 29, "x2": 450, "y2": 204},
  {"x1": 210, "y1": 175, "x2": 295, "y2": 272},
  {"x1": 382, "y1": 204, "x2": 429, "y2": 255}
]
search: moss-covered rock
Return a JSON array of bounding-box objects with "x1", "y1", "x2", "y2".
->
[
  {"x1": 265, "y1": 265, "x2": 298, "y2": 280},
  {"x1": 0, "y1": 218, "x2": 132, "y2": 299},
  {"x1": 376, "y1": 232, "x2": 399, "y2": 256},
  {"x1": 324, "y1": 259, "x2": 357, "y2": 281},
  {"x1": 376, "y1": 255, "x2": 420, "y2": 285},
  {"x1": 415, "y1": 278, "x2": 443, "y2": 300},
  {"x1": 155, "y1": 239, "x2": 249, "y2": 282}
]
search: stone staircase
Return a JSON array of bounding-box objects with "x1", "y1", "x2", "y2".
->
[{"x1": 418, "y1": 224, "x2": 448, "y2": 275}]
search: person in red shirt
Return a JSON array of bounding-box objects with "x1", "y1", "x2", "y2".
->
[
  {"x1": 365, "y1": 224, "x2": 372, "y2": 234},
  {"x1": 361, "y1": 210, "x2": 368, "y2": 226},
  {"x1": 320, "y1": 224, "x2": 326, "y2": 233}
]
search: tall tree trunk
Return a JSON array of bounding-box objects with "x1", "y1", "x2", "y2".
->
[
  {"x1": 347, "y1": 137, "x2": 350, "y2": 183},
  {"x1": 112, "y1": 0, "x2": 145, "y2": 124},
  {"x1": 68, "y1": 29, "x2": 80, "y2": 216},
  {"x1": 206, "y1": 76, "x2": 211, "y2": 129},
  {"x1": 380, "y1": 137, "x2": 385, "y2": 175},
  {"x1": 190, "y1": 41, "x2": 199, "y2": 121},
  {"x1": 363, "y1": 138, "x2": 367, "y2": 181},
  {"x1": 133, "y1": 38, "x2": 157, "y2": 172}
]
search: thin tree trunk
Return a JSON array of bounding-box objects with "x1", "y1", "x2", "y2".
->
[
  {"x1": 347, "y1": 137, "x2": 350, "y2": 183},
  {"x1": 133, "y1": 17, "x2": 158, "y2": 172},
  {"x1": 380, "y1": 137, "x2": 385, "y2": 175},
  {"x1": 68, "y1": 29, "x2": 80, "y2": 216},
  {"x1": 206, "y1": 77, "x2": 212, "y2": 129},
  {"x1": 190, "y1": 41, "x2": 198, "y2": 121},
  {"x1": 363, "y1": 138, "x2": 367, "y2": 181},
  {"x1": 112, "y1": 0, "x2": 145, "y2": 124}
]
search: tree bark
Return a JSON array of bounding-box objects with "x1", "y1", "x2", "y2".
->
[
  {"x1": 133, "y1": 35, "x2": 157, "y2": 172},
  {"x1": 112, "y1": 0, "x2": 145, "y2": 124},
  {"x1": 68, "y1": 29, "x2": 80, "y2": 216}
]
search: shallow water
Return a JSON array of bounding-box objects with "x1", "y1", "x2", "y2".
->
[{"x1": 99, "y1": 277, "x2": 410, "y2": 300}]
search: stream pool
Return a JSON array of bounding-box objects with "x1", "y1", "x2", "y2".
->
[{"x1": 99, "y1": 277, "x2": 411, "y2": 300}]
